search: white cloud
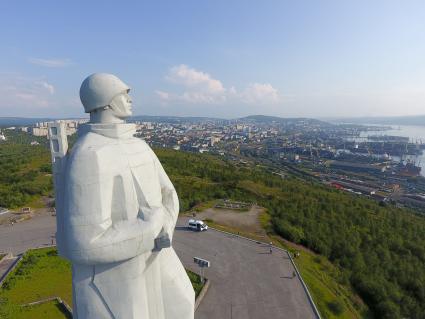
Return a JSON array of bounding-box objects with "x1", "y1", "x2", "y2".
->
[
  {"x1": 28, "y1": 57, "x2": 73, "y2": 68},
  {"x1": 13, "y1": 92, "x2": 49, "y2": 108},
  {"x1": 240, "y1": 83, "x2": 279, "y2": 104},
  {"x1": 0, "y1": 74, "x2": 55, "y2": 111},
  {"x1": 166, "y1": 64, "x2": 225, "y2": 94},
  {"x1": 157, "y1": 64, "x2": 280, "y2": 106},
  {"x1": 155, "y1": 90, "x2": 171, "y2": 101},
  {"x1": 161, "y1": 64, "x2": 226, "y2": 104},
  {"x1": 180, "y1": 91, "x2": 226, "y2": 104},
  {"x1": 37, "y1": 81, "x2": 55, "y2": 94}
]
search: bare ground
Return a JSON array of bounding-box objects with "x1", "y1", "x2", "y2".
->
[{"x1": 191, "y1": 205, "x2": 267, "y2": 237}]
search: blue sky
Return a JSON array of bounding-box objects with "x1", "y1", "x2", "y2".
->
[{"x1": 0, "y1": 1, "x2": 424, "y2": 119}]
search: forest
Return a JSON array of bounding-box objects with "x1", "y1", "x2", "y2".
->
[
  {"x1": 156, "y1": 148, "x2": 425, "y2": 319},
  {"x1": 1, "y1": 132, "x2": 425, "y2": 318},
  {"x1": 0, "y1": 133, "x2": 51, "y2": 208}
]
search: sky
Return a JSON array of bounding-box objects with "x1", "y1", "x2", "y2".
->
[{"x1": 0, "y1": 0, "x2": 424, "y2": 119}]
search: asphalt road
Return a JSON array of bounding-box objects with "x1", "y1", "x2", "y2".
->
[
  {"x1": 0, "y1": 213, "x2": 317, "y2": 319},
  {"x1": 0, "y1": 212, "x2": 56, "y2": 255},
  {"x1": 175, "y1": 218, "x2": 316, "y2": 319}
]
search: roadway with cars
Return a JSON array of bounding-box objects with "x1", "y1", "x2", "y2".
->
[{"x1": 0, "y1": 213, "x2": 317, "y2": 319}]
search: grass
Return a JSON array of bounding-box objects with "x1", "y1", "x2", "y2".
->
[
  {"x1": 0, "y1": 248, "x2": 71, "y2": 319},
  {"x1": 8, "y1": 300, "x2": 72, "y2": 319},
  {"x1": 192, "y1": 199, "x2": 218, "y2": 212},
  {"x1": 237, "y1": 179, "x2": 280, "y2": 197},
  {"x1": 186, "y1": 270, "x2": 204, "y2": 298},
  {"x1": 0, "y1": 247, "x2": 203, "y2": 319},
  {"x1": 16, "y1": 197, "x2": 45, "y2": 211},
  {"x1": 270, "y1": 235, "x2": 370, "y2": 319}
]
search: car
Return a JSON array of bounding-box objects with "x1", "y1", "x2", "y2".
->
[{"x1": 188, "y1": 219, "x2": 208, "y2": 231}]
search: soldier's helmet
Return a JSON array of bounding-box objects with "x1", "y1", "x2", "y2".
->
[{"x1": 80, "y1": 73, "x2": 130, "y2": 113}]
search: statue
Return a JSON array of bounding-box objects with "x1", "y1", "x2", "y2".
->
[{"x1": 48, "y1": 73, "x2": 195, "y2": 318}]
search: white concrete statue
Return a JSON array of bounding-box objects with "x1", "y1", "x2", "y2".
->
[{"x1": 48, "y1": 73, "x2": 195, "y2": 319}]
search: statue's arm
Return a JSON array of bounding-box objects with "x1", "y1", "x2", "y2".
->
[
  {"x1": 150, "y1": 150, "x2": 179, "y2": 235},
  {"x1": 63, "y1": 150, "x2": 163, "y2": 265},
  {"x1": 67, "y1": 211, "x2": 164, "y2": 265}
]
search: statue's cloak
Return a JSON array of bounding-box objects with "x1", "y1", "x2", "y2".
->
[{"x1": 60, "y1": 123, "x2": 194, "y2": 319}]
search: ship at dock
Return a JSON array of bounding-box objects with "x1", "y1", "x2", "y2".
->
[
  {"x1": 395, "y1": 160, "x2": 422, "y2": 177},
  {"x1": 367, "y1": 135, "x2": 410, "y2": 143}
]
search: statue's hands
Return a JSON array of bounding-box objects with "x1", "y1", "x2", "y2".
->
[
  {"x1": 161, "y1": 188, "x2": 178, "y2": 240},
  {"x1": 149, "y1": 206, "x2": 173, "y2": 246},
  {"x1": 133, "y1": 208, "x2": 166, "y2": 255},
  {"x1": 162, "y1": 189, "x2": 174, "y2": 212},
  {"x1": 138, "y1": 207, "x2": 164, "y2": 237},
  {"x1": 153, "y1": 231, "x2": 171, "y2": 252},
  {"x1": 162, "y1": 217, "x2": 174, "y2": 241}
]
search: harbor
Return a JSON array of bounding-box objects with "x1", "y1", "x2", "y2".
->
[{"x1": 342, "y1": 125, "x2": 425, "y2": 177}]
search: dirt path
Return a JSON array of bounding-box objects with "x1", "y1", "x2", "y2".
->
[
  {"x1": 193, "y1": 205, "x2": 267, "y2": 237},
  {"x1": 193, "y1": 206, "x2": 316, "y2": 256}
]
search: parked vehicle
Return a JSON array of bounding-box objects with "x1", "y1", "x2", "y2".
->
[{"x1": 188, "y1": 219, "x2": 208, "y2": 231}]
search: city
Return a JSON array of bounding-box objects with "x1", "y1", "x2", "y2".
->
[
  {"x1": 3, "y1": 114, "x2": 425, "y2": 214},
  {"x1": 1, "y1": 1, "x2": 425, "y2": 319}
]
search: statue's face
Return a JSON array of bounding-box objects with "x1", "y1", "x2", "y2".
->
[{"x1": 110, "y1": 92, "x2": 133, "y2": 119}]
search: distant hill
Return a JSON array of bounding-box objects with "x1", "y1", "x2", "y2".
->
[
  {"x1": 1, "y1": 114, "x2": 333, "y2": 127},
  {"x1": 131, "y1": 115, "x2": 224, "y2": 123},
  {"x1": 329, "y1": 115, "x2": 425, "y2": 126},
  {"x1": 132, "y1": 114, "x2": 333, "y2": 126},
  {"x1": 0, "y1": 117, "x2": 55, "y2": 127},
  {"x1": 240, "y1": 115, "x2": 332, "y2": 126}
]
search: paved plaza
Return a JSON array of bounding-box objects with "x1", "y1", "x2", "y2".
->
[
  {"x1": 175, "y1": 218, "x2": 316, "y2": 319},
  {"x1": 0, "y1": 213, "x2": 317, "y2": 318},
  {"x1": 0, "y1": 212, "x2": 56, "y2": 255}
]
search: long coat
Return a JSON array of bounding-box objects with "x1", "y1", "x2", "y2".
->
[{"x1": 59, "y1": 123, "x2": 194, "y2": 319}]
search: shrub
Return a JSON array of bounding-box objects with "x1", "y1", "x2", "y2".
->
[{"x1": 327, "y1": 300, "x2": 343, "y2": 315}]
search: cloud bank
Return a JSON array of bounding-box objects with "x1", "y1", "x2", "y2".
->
[
  {"x1": 156, "y1": 64, "x2": 280, "y2": 106},
  {"x1": 28, "y1": 57, "x2": 73, "y2": 68},
  {"x1": 0, "y1": 73, "x2": 55, "y2": 113}
]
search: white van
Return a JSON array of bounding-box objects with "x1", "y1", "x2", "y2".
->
[{"x1": 188, "y1": 219, "x2": 208, "y2": 231}]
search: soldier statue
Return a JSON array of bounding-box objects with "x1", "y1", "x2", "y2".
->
[{"x1": 48, "y1": 73, "x2": 195, "y2": 319}]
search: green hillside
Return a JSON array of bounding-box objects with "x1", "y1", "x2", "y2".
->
[
  {"x1": 0, "y1": 132, "x2": 52, "y2": 209},
  {"x1": 0, "y1": 248, "x2": 202, "y2": 318},
  {"x1": 156, "y1": 148, "x2": 425, "y2": 319},
  {"x1": 1, "y1": 132, "x2": 425, "y2": 318}
]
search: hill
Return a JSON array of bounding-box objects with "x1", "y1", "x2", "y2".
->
[
  {"x1": 329, "y1": 115, "x2": 425, "y2": 126},
  {"x1": 131, "y1": 115, "x2": 224, "y2": 123},
  {"x1": 2, "y1": 132, "x2": 425, "y2": 318},
  {"x1": 0, "y1": 117, "x2": 55, "y2": 128},
  {"x1": 0, "y1": 132, "x2": 52, "y2": 209},
  {"x1": 0, "y1": 114, "x2": 331, "y2": 127},
  {"x1": 241, "y1": 115, "x2": 332, "y2": 126},
  {"x1": 131, "y1": 114, "x2": 331, "y2": 126},
  {"x1": 156, "y1": 149, "x2": 425, "y2": 319}
]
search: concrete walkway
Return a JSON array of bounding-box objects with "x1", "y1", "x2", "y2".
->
[
  {"x1": 0, "y1": 256, "x2": 18, "y2": 283},
  {"x1": 0, "y1": 212, "x2": 56, "y2": 255},
  {"x1": 0, "y1": 213, "x2": 317, "y2": 319},
  {"x1": 174, "y1": 218, "x2": 316, "y2": 319}
]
